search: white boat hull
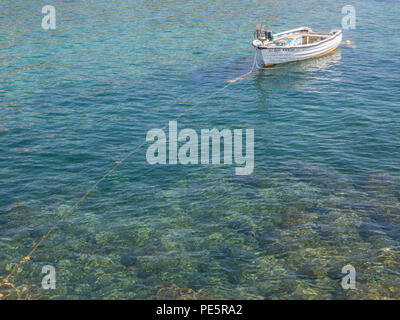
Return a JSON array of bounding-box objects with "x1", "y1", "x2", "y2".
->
[{"x1": 254, "y1": 27, "x2": 342, "y2": 65}]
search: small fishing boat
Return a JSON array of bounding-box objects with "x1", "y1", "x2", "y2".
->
[{"x1": 252, "y1": 26, "x2": 342, "y2": 66}]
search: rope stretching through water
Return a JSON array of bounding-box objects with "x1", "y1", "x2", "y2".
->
[{"x1": 0, "y1": 49, "x2": 260, "y2": 292}]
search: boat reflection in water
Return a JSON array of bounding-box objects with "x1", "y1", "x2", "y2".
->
[{"x1": 254, "y1": 48, "x2": 342, "y2": 95}]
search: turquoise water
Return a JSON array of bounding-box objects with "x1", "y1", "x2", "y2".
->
[{"x1": 1, "y1": 0, "x2": 399, "y2": 299}]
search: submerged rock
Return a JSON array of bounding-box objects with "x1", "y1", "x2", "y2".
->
[
  {"x1": 209, "y1": 247, "x2": 233, "y2": 259},
  {"x1": 156, "y1": 283, "x2": 211, "y2": 300},
  {"x1": 120, "y1": 254, "x2": 138, "y2": 267}
]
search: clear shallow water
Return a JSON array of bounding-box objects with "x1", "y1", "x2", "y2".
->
[{"x1": 0, "y1": 0, "x2": 399, "y2": 299}]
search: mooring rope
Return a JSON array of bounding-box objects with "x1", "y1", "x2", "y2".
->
[
  {"x1": 0, "y1": 50, "x2": 260, "y2": 293},
  {"x1": 227, "y1": 49, "x2": 259, "y2": 84}
]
